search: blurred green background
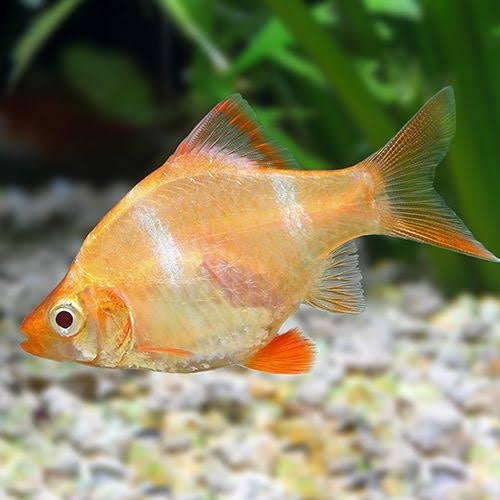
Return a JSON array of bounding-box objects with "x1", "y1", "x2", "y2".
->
[{"x1": 1, "y1": 0, "x2": 499, "y2": 290}]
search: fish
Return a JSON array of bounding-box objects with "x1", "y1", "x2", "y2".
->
[{"x1": 20, "y1": 87, "x2": 498, "y2": 374}]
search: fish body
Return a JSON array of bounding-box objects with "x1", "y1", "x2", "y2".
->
[{"x1": 21, "y1": 88, "x2": 498, "y2": 373}]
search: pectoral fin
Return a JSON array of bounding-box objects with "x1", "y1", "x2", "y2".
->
[{"x1": 244, "y1": 328, "x2": 315, "y2": 374}]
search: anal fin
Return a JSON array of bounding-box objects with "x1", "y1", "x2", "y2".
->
[
  {"x1": 244, "y1": 328, "x2": 315, "y2": 374},
  {"x1": 306, "y1": 241, "x2": 365, "y2": 314}
]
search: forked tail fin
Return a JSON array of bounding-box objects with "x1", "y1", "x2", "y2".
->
[{"x1": 363, "y1": 87, "x2": 498, "y2": 262}]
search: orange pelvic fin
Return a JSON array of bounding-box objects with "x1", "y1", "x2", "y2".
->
[
  {"x1": 362, "y1": 87, "x2": 498, "y2": 262},
  {"x1": 137, "y1": 345, "x2": 193, "y2": 357},
  {"x1": 244, "y1": 328, "x2": 316, "y2": 374},
  {"x1": 171, "y1": 94, "x2": 298, "y2": 169}
]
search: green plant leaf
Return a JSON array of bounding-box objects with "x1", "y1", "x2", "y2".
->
[
  {"x1": 61, "y1": 44, "x2": 158, "y2": 126},
  {"x1": 155, "y1": 0, "x2": 229, "y2": 71},
  {"x1": 9, "y1": 0, "x2": 84, "y2": 90},
  {"x1": 230, "y1": 3, "x2": 337, "y2": 78},
  {"x1": 270, "y1": 51, "x2": 325, "y2": 86},
  {"x1": 229, "y1": 19, "x2": 291, "y2": 76},
  {"x1": 355, "y1": 58, "x2": 420, "y2": 104},
  {"x1": 363, "y1": 0, "x2": 421, "y2": 21},
  {"x1": 311, "y1": 2, "x2": 338, "y2": 25},
  {"x1": 264, "y1": 0, "x2": 395, "y2": 146},
  {"x1": 230, "y1": 18, "x2": 324, "y2": 86}
]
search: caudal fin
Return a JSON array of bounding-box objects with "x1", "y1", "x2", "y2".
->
[{"x1": 363, "y1": 87, "x2": 498, "y2": 262}]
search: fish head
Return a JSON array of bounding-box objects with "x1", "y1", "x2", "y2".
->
[{"x1": 20, "y1": 270, "x2": 132, "y2": 365}]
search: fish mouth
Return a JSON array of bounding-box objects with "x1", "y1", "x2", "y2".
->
[
  {"x1": 19, "y1": 309, "x2": 43, "y2": 338},
  {"x1": 20, "y1": 334, "x2": 66, "y2": 361},
  {"x1": 19, "y1": 315, "x2": 30, "y2": 337},
  {"x1": 20, "y1": 338, "x2": 43, "y2": 357},
  {"x1": 19, "y1": 313, "x2": 54, "y2": 359},
  {"x1": 19, "y1": 316, "x2": 36, "y2": 354},
  {"x1": 19, "y1": 318, "x2": 46, "y2": 357}
]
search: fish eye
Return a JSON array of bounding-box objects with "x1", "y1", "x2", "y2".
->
[{"x1": 48, "y1": 302, "x2": 84, "y2": 337}]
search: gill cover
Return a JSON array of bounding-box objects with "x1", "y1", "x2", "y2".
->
[{"x1": 79, "y1": 285, "x2": 132, "y2": 365}]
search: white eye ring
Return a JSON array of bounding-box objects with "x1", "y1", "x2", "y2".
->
[{"x1": 48, "y1": 302, "x2": 84, "y2": 337}]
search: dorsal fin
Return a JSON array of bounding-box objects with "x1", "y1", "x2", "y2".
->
[
  {"x1": 305, "y1": 241, "x2": 365, "y2": 314},
  {"x1": 172, "y1": 94, "x2": 298, "y2": 169}
]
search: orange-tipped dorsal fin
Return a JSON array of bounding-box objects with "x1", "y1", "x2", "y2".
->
[
  {"x1": 244, "y1": 328, "x2": 315, "y2": 374},
  {"x1": 172, "y1": 94, "x2": 298, "y2": 169}
]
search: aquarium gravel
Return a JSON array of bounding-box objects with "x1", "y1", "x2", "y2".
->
[{"x1": 1, "y1": 182, "x2": 499, "y2": 499}]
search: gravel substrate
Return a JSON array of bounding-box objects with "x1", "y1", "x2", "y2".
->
[{"x1": 1, "y1": 181, "x2": 499, "y2": 499}]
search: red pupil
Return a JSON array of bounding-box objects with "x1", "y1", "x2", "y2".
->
[{"x1": 55, "y1": 310, "x2": 73, "y2": 329}]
